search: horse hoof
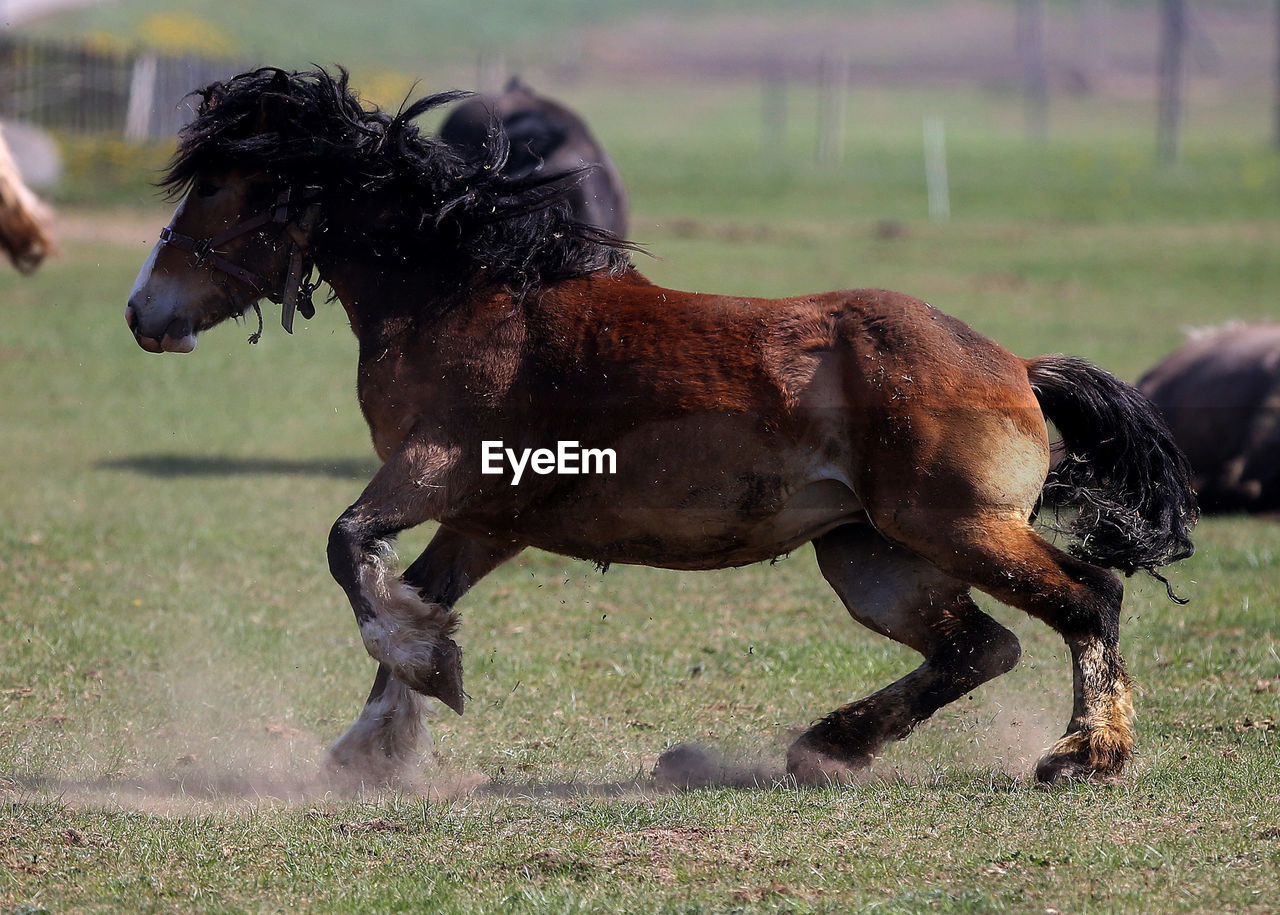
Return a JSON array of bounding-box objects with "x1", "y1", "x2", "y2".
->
[
  {"x1": 1034, "y1": 732, "x2": 1129, "y2": 785},
  {"x1": 785, "y1": 740, "x2": 871, "y2": 787},
  {"x1": 324, "y1": 720, "x2": 431, "y2": 790}
]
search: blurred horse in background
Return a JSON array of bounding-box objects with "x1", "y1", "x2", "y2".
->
[
  {"x1": 440, "y1": 77, "x2": 628, "y2": 237},
  {"x1": 1139, "y1": 324, "x2": 1280, "y2": 513},
  {"x1": 0, "y1": 129, "x2": 54, "y2": 273}
]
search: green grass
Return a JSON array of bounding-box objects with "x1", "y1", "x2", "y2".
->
[{"x1": 3, "y1": 79, "x2": 1280, "y2": 912}]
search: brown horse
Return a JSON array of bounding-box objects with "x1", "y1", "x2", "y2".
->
[
  {"x1": 125, "y1": 69, "x2": 1196, "y2": 786},
  {"x1": 439, "y1": 76, "x2": 628, "y2": 238}
]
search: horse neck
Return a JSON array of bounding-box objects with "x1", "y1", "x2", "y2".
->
[{"x1": 316, "y1": 251, "x2": 498, "y2": 352}]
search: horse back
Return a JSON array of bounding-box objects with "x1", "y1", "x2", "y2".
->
[{"x1": 531, "y1": 276, "x2": 1046, "y2": 471}]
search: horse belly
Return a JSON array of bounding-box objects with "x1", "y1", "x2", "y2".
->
[
  {"x1": 512, "y1": 480, "x2": 863, "y2": 570},
  {"x1": 482, "y1": 418, "x2": 864, "y2": 569}
]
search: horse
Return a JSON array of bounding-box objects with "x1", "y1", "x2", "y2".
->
[
  {"x1": 1138, "y1": 323, "x2": 1280, "y2": 513},
  {"x1": 125, "y1": 68, "x2": 1196, "y2": 787},
  {"x1": 439, "y1": 76, "x2": 628, "y2": 237},
  {"x1": 0, "y1": 128, "x2": 54, "y2": 273}
]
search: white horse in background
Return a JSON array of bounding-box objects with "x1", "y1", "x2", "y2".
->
[{"x1": 0, "y1": 127, "x2": 54, "y2": 273}]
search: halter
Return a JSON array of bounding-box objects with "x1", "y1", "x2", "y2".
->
[{"x1": 158, "y1": 186, "x2": 321, "y2": 334}]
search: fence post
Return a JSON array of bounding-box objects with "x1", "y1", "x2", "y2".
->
[
  {"x1": 1274, "y1": 0, "x2": 1280, "y2": 151},
  {"x1": 1078, "y1": 0, "x2": 1108, "y2": 92},
  {"x1": 1157, "y1": 0, "x2": 1187, "y2": 165},
  {"x1": 125, "y1": 53, "x2": 157, "y2": 141},
  {"x1": 1017, "y1": 0, "x2": 1049, "y2": 143},
  {"x1": 816, "y1": 51, "x2": 849, "y2": 165},
  {"x1": 761, "y1": 60, "x2": 786, "y2": 164},
  {"x1": 924, "y1": 115, "x2": 950, "y2": 224}
]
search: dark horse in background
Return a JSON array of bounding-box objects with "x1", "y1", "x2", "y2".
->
[
  {"x1": 125, "y1": 69, "x2": 1195, "y2": 787},
  {"x1": 1139, "y1": 323, "x2": 1280, "y2": 513},
  {"x1": 439, "y1": 77, "x2": 628, "y2": 237}
]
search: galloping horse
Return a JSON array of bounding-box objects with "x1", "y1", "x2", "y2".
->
[
  {"x1": 126, "y1": 69, "x2": 1196, "y2": 786},
  {"x1": 439, "y1": 76, "x2": 628, "y2": 237}
]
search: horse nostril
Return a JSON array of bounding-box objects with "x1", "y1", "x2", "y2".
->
[
  {"x1": 164, "y1": 316, "x2": 192, "y2": 341},
  {"x1": 125, "y1": 302, "x2": 138, "y2": 331}
]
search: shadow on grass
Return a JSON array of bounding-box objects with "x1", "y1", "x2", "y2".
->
[
  {"x1": 98, "y1": 453, "x2": 378, "y2": 480},
  {"x1": 6, "y1": 771, "x2": 775, "y2": 806}
]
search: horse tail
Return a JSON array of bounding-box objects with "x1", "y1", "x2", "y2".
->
[{"x1": 1025, "y1": 354, "x2": 1197, "y2": 592}]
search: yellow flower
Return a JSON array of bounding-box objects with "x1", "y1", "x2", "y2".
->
[{"x1": 137, "y1": 12, "x2": 238, "y2": 57}]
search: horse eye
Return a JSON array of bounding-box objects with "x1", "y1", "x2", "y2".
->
[{"x1": 195, "y1": 180, "x2": 220, "y2": 199}]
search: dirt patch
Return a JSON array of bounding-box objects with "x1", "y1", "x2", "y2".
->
[
  {"x1": 652, "y1": 743, "x2": 781, "y2": 790},
  {"x1": 52, "y1": 207, "x2": 166, "y2": 247}
]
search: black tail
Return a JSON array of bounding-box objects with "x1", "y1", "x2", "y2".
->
[{"x1": 1027, "y1": 355, "x2": 1197, "y2": 592}]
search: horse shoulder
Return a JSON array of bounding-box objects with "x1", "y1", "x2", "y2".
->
[{"x1": 356, "y1": 300, "x2": 528, "y2": 461}]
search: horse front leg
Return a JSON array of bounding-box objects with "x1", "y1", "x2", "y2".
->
[
  {"x1": 327, "y1": 523, "x2": 522, "y2": 781},
  {"x1": 324, "y1": 445, "x2": 522, "y2": 780}
]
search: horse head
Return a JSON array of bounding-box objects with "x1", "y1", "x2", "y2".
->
[
  {"x1": 127, "y1": 169, "x2": 316, "y2": 353},
  {"x1": 128, "y1": 66, "x2": 627, "y2": 355}
]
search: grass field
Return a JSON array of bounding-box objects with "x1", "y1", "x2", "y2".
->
[{"x1": 2, "y1": 71, "x2": 1280, "y2": 912}]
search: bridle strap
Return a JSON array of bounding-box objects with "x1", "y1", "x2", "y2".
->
[
  {"x1": 158, "y1": 188, "x2": 292, "y2": 293},
  {"x1": 157, "y1": 188, "x2": 319, "y2": 334},
  {"x1": 159, "y1": 224, "x2": 273, "y2": 291},
  {"x1": 280, "y1": 203, "x2": 321, "y2": 334}
]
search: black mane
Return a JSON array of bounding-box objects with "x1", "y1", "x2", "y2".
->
[{"x1": 163, "y1": 67, "x2": 632, "y2": 296}]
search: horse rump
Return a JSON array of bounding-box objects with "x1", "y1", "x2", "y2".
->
[{"x1": 1027, "y1": 354, "x2": 1197, "y2": 585}]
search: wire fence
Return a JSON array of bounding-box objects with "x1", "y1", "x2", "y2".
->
[{"x1": 0, "y1": 34, "x2": 242, "y2": 140}]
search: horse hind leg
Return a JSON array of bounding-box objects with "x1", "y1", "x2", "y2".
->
[
  {"x1": 877, "y1": 509, "x2": 1135, "y2": 785},
  {"x1": 787, "y1": 524, "x2": 1022, "y2": 785}
]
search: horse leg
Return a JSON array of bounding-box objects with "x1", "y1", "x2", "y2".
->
[
  {"x1": 787, "y1": 524, "x2": 1022, "y2": 785},
  {"x1": 326, "y1": 663, "x2": 427, "y2": 782},
  {"x1": 876, "y1": 510, "x2": 1134, "y2": 784},
  {"x1": 325, "y1": 449, "x2": 522, "y2": 779},
  {"x1": 327, "y1": 523, "x2": 522, "y2": 780}
]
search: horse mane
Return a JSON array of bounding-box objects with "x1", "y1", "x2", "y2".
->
[{"x1": 162, "y1": 67, "x2": 632, "y2": 296}]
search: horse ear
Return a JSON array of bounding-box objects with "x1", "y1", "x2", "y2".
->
[
  {"x1": 252, "y1": 69, "x2": 295, "y2": 130},
  {"x1": 196, "y1": 81, "x2": 227, "y2": 117}
]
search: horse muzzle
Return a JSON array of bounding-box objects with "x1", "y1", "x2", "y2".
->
[{"x1": 125, "y1": 302, "x2": 198, "y2": 354}]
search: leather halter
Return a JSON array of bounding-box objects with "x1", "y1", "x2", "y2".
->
[{"x1": 158, "y1": 187, "x2": 320, "y2": 334}]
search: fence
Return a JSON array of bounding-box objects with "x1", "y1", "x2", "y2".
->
[{"x1": 0, "y1": 34, "x2": 242, "y2": 141}]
